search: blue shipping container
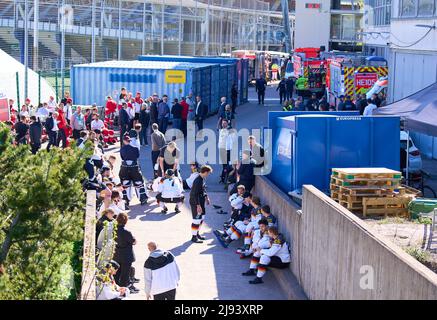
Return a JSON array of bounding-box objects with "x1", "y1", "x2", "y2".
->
[
  {"x1": 70, "y1": 60, "x2": 214, "y2": 106},
  {"x1": 137, "y1": 55, "x2": 248, "y2": 105},
  {"x1": 269, "y1": 115, "x2": 401, "y2": 194}
]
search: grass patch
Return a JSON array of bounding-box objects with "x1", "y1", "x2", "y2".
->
[{"x1": 405, "y1": 247, "x2": 431, "y2": 264}]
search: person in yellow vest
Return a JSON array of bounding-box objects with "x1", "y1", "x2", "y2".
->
[{"x1": 271, "y1": 63, "x2": 279, "y2": 81}]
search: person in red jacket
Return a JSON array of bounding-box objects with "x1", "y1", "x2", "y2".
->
[
  {"x1": 180, "y1": 97, "x2": 189, "y2": 137},
  {"x1": 105, "y1": 96, "x2": 117, "y2": 129},
  {"x1": 56, "y1": 108, "x2": 69, "y2": 148}
]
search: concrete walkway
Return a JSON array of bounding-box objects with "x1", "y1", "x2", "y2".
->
[{"x1": 110, "y1": 87, "x2": 287, "y2": 300}]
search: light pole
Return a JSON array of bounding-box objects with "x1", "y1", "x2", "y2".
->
[{"x1": 24, "y1": 0, "x2": 29, "y2": 100}]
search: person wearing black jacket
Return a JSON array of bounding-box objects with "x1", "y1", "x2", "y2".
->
[
  {"x1": 29, "y1": 116, "x2": 42, "y2": 154},
  {"x1": 139, "y1": 103, "x2": 150, "y2": 146},
  {"x1": 276, "y1": 79, "x2": 286, "y2": 105},
  {"x1": 194, "y1": 95, "x2": 208, "y2": 131},
  {"x1": 306, "y1": 93, "x2": 319, "y2": 111},
  {"x1": 149, "y1": 95, "x2": 159, "y2": 128},
  {"x1": 230, "y1": 150, "x2": 256, "y2": 195},
  {"x1": 285, "y1": 77, "x2": 294, "y2": 101},
  {"x1": 45, "y1": 112, "x2": 59, "y2": 151},
  {"x1": 14, "y1": 115, "x2": 29, "y2": 145},
  {"x1": 113, "y1": 212, "x2": 139, "y2": 293},
  {"x1": 357, "y1": 94, "x2": 368, "y2": 115},
  {"x1": 255, "y1": 75, "x2": 267, "y2": 105},
  {"x1": 119, "y1": 103, "x2": 130, "y2": 144},
  {"x1": 231, "y1": 84, "x2": 238, "y2": 114},
  {"x1": 95, "y1": 208, "x2": 115, "y2": 242},
  {"x1": 171, "y1": 99, "x2": 183, "y2": 131},
  {"x1": 248, "y1": 135, "x2": 265, "y2": 169},
  {"x1": 119, "y1": 135, "x2": 148, "y2": 208},
  {"x1": 189, "y1": 165, "x2": 212, "y2": 243}
]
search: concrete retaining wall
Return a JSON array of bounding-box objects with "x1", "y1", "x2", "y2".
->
[{"x1": 254, "y1": 176, "x2": 437, "y2": 300}]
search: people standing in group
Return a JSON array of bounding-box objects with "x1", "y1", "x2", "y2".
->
[
  {"x1": 171, "y1": 98, "x2": 183, "y2": 132},
  {"x1": 276, "y1": 78, "x2": 286, "y2": 105},
  {"x1": 231, "y1": 83, "x2": 238, "y2": 114},
  {"x1": 29, "y1": 116, "x2": 42, "y2": 154},
  {"x1": 144, "y1": 242, "x2": 180, "y2": 300},
  {"x1": 139, "y1": 103, "x2": 151, "y2": 146},
  {"x1": 113, "y1": 212, "x2": 139, "y2": 294},
  {"x1": 70, "y1": 106, "x2": 85, "y2": 140},
  {"x1": 151, "y1": 123, "x2": 166, "y2": 176},
  {"x1": 255, "y1": 74, "x2": 267, "y2": 105},
  {"x1": 217, "y1": 104, "x2": 235, "y2": 130},
  {"x1": 180, "y1": 96, "x2": 189, "y2": 137},
  {"x1": 338, "y1": 95, "x2": 356, "y2": 111},
  {"x1": 189, "y1": 165, "x2": 213, "y2": 243},
  {"x1": 194, "y1": 95, "x2": 208, "y2": 132}
]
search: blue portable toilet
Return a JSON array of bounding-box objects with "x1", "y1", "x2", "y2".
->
[{"x1": 269, "y1": 114, "x2": 401, "y2": 194}]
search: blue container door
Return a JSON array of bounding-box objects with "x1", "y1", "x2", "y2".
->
[
  {"x1": 210, "y1": 65, "x2": 220, "y2": 114},
  {"x1": 200, "y1": 66, "x2": 211, "y2": 112}
]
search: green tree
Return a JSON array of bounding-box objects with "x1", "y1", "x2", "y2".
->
[{"x1": 0, "y1": 123, "x2": 92, "y2": 299}]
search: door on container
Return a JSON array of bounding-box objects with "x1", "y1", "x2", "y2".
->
[
  {"x1": 210, "y1": 66, "x2": 220, "y2": 114},
  {"x1": 219, "y1": 65, "x2": 228, "y2": 104},
  {"x1": 200, "y1": 67, "x2": 211, "y2": 113}
]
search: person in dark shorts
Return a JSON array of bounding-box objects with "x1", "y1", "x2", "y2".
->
[{"x1": 189, "y1": 165, "x2": 213, "y2": 243}]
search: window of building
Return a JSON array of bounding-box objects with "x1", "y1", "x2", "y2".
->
[
  {"x1": 365, "y1": 0, "x2": 391, "y2": 26},
  {"x1": 401, "y1": 0, "x2": 418, "y2": 16},
  {"x1": 418, "y1": 0, "x2": 435, "y2": 15}
]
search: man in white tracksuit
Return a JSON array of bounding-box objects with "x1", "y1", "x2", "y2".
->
[
  {"x1": 144, "y1": 242, "x2": 180, "y2": 300},
  {"x1": 156, "y1": 169, "x2": 184, "y2": 214},
  {"x1": 248, "y1": 226, "x2": 291, "y2": 285},
  {"x1": 241, "y1": 219, "x2": 271, "y2": 272}
]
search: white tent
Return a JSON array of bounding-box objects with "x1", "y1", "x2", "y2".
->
[{"x1": 0, "y1": 49, "x2": 56, "y2": 106}]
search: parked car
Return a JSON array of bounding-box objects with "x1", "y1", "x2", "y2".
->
[{"x1": 400, "y1": 131, "x2": 422, "y2": 173}]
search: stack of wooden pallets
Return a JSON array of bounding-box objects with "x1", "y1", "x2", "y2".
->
[{"x1": 330, "y1": 168, "x2": 418, "y2": 217}]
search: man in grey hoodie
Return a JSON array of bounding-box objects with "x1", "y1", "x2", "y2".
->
[{"x1": 144, "y1": 242, "x2": 180, "y2": 300}]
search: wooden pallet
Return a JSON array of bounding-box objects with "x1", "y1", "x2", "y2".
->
[
  {"x1": 332, "y1": 168, "x2": 402, "y2": 181},
  {"x1": 362, "y1": 197, "x2": 411, "y2": 217},
  {"x1": 396, "y1": 185, "x2": 422, "y2": 197},
  {"x1": 330, "y1": 176, "x2": 401, "y2": 187},
  {"x1": 338, "y1": 185, "x2": 395, "y2": 196}
]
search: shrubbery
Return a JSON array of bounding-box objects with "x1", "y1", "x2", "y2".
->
[{"x1": 0, "y1": 123, "x2": 91, "y2": 299}]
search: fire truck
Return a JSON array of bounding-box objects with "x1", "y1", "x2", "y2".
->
[
  {"x1": 291, "y1": 47, "x2": 326, "y2": 97},
  {"x1": 326, "y1": 55, "x2": 388, "y2": 107}
]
